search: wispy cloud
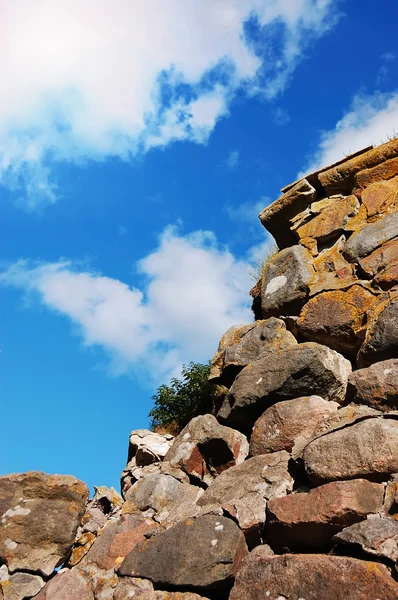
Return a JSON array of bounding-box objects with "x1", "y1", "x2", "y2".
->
[
  {"x1": 225, "y1": 150, "x2": 240, "y2": 170},
  {"x1": 0, "y1": 0, "x2": 340, "y2": 209},
  {"x1": 226, "y1": 197, "x2": 269, "y2": 223},
  {"x1": 273, "y1": 107, "x2": 290, "y2": 125}
]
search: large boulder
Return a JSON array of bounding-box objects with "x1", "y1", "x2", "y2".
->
[
  {"x1": 297, "y1": 285, "x2": 378, "y2": 356},
  {"x1": 34, "y1": 570, "x2": 94, "y2": 600},
  {"x1": 0, "y1": 472, "x2": 89, "y2": 576},
  {"x1": 347, "y1": 359, "x2": 398, "y2": 411},
  {"x1": 164, "y1": 415, "x2": 249, "y2": 486},
  {"x1": 229, "y1": 551, "x2": 398, "y2": 599},
  {"x1": 209, "y1": 319, "x2": 297, "y2": 386},
  {"x1": 249, "y1": 395, "x2": 339, "y2": 456},
  {"x1": 357, "y1": 293, "x2": 398, "y2": 366},
  {"x1": 119, "y1": 515, "x2": 248, "y2": 594},
  {"x1": 333, "y1": 515, "x2": 398, "y2": 563},
  {"x1": 127, "y1": 430, "x2": 174, "y2": 466},
  {"x1": 0, "y1": 567, "x2": 44, "y2": 600},
  {"x1": 260, "y1": 246, "x2": 315, "y2": 318},
  {"x1": 217, "y1": 343, "x2": 351, "y2": 433},
  {"x1": 198, "y1": 452, "x2": 293, "y2": 547},
  {"x1": 266, "y1": 479, "x2": 384, "y2": 551},
  {"x1": 343, "y1": 210, "x2": 398, "y2": 262},
  {"x1": 303, "y1": 417, "x2": 398, "y2": 483}
]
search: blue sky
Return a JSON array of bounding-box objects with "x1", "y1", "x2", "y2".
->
[{"x1": 1, "y1": 0, "x2": 398, "y2": 492}]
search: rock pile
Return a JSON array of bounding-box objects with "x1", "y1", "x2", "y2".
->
[{"x1": 2, "y1": 139, "x2": 398, "y2": 599}]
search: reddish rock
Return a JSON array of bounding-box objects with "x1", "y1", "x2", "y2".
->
[
  {"x1": 297, "y1": 285, "x2": 377, "y2": 356},
  {"x1": 229, "y1": 551, "x2": 398, "y2": 600},
  {"x1": 361, "y1": 177, "x2": 398, "y2": 216},
  {"x1": 309, "y1": 236, "x2": 357, "y2": 296},
  {"x1": 132, "y1": 594, "x2": 208, "y2": 600},
  {"x1": 249, "y1": 396, "x2": 339, "y2": 456},
  {"x1": 34, "y1": 570, "x2": 94, "y2": 600},
  {"x1": 266, "y1": 479, "x2": 384, "y2": 551},
  {"x1": 296, "y1": 194, "x2": 359, "y2": 244},
  {"x1": 303, "y1": 417, "x2": 398, "y2": 484},
  {"x1": 374, "y1": 261, "x2": 398, "y2": 288},
  {"x1": 333, "y1": 515, "x2": 398, "y2": 562},
  {"x1": 358, "y1": 238, "x2": 398, "y2": 277},
  {"x1": 347, "y1": 359, "x2": 398, "y2": 411},
  {"x1": 355, "y1": 155, "x2": 398, "y2": 190}
]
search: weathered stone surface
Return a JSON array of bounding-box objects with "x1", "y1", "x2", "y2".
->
[
  {"x1": 309, "y1": 236, "x2": 357, "y2": 295},
  {"x1": 259, "y1": 179, "x2": 317, "y2": 248},
  {"x1": 132, "y1": 593, "x2": 208, "y2": 600},
  {"x1": 0, "y1": 567, "x2": 44, "y2": 600},
  {"x1": 0, "y1": 472, "x2": 89, "y2": 576},
  {"x1": 125, "y1": 473, "x2": 202, "y2": 526},
  {"x1": 374, "y1": 261, "x2": 398, "y2": 288},
  {"x1": 266, "y1": 479, "x2": 384, "y2": 551},
  {"x1": 297, "y1": 285, "x2": 377, "y2": 356},
  {"x1": 358, "y1": 293, "x2": 398, "y2": 366},
  {"x1": 343, "y1": 210, "x2": 398, "y2": 262},
  {"x1": 217, "y1": 342, "x2": 351, "y2": 433},
  {"x1": 164, "y1": 415, "x2": 249, "y2": 485},
  {"x1": 347, "y1": 359, "x2": 398, "y2": 411},
  {"x1": 384, "y1": 474, "x2": 398, "y2": 517},
  {"x1": 355, "y1": 155, "x2": 398, "y2": 190},
  {"x1": 303, "y1": 417, "x2": 398, "y2": 483},
  {"x1": 249, "y1": 396, "x2": 339, "y2": 456},
  {"x1": 359, "y1": 238, "x2": 398, "y2": 276},
  {"x1": 361, "y1": 178, "x2": 398, "y2": 217},
  {"x1": 127, "y1": 430, "x2": 174, "y2": 466},
  {"x1": 260, "y1": 246, "x2": 315, "y2": 318},
  {"x1": 296, "y1": 194, "x2": 359, "y2": 244},
  {"x1": 198, "y1": 453, "x2": 293, "y2": 546},
  {"x1": 334, "y1": 515, "x2": 398, "y2": 562},
  {"x1": 229, "y1": 551, "x2": 398, "y2": 600},
  {"x1": 34, "y1": 570, "x2": 94, "y2": 600},
  {"x1": 121, "y1": 460, "x2": 190, "y2": 500},
  {"x1": 209, "y1": 319, "x2": 297, "y2": 386},
  {"x1": 318, "y1": 137, "x2": 398, "y2": 195},
  {"x1": 119, "y1": 515, "x2": 248, "y2": 594},
  {"x1": 113, "y1": 577, "x2": 154, "y2": 600}
]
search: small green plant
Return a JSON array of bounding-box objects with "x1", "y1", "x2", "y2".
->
[
  {"x1": 149, "y1": 361, "x2": 213, "y2": 433},
  {"x1": 249, "y1": 242, "x2": 278, "y2": 282}
]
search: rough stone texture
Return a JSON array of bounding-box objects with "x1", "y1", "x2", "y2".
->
[
  {"x1": 260, "y1": 246, "x2": 315, "y2": 318},
  {"x1": 359, "y1": 238, "x2": 398, "y2": 277},
  {"x1": 229, "y1": 551, "x2": 398, "y2": 600},
  {"x1": 125, "y1": 472, "x2": 202, "y2": 526},
  {"x1": 34, "y1": 570, "x2": 94, "y2": 600},
  {"x1": 113, "y1": 578, "x2": 154, "y2": 599},
  {"x1": 355, "y1": 154, "x2": 398, "y2": 190},
  {"x1": 132, "y1": 594, "x2": 208, "y2": 600},
  {"x1": 309, "y1": 236, "x2": 357, "y2": 295},
  {"x1": 164, "y1": 415, "x2": 249, "y2": 485},
  {"x1": 127, "y1": 430, "x2": 174, "y2": 466},
  {"x1": 303, "y1": 417, "x2": 398, "y2": 483},
  {"x1": 0, "y1": 472, "x2": 89, "y2": 576},
  {"x1": 266, "y1": 479, "x2": 384, "y2": 551},
  {"x1": 374, "y1": 261, "x2": 398, "y2": 288},
  {"x1": 318, "y1": 137, "x2": 398, "y2": 195},
  {"x1": 358, "y1": 293, "x2": 398, "y2": 366},
  {"x1": 343, "y1": 210, "x2": 398, "y2": 262},
  {"x1": 297, "y1": 285, "x2": 377, "y2": 356},
  {"x1": 384, "y1": 474, "x2": 398, "y2": 517},
  {"x1": 249, "y1": 395, "x2": 339, "y2": 456},
  {"x1": 295, "y1": 194, "x2": 359, "y2": 244},
  {"x1": 361, "y1": 178, "x2": 398, "y2": 217},
  {"x1": 198, "y1": 453, "x2": 293, "y2": 546},
  {"x1": 217, "y1": 342, "x2": 351, "y2": 433},
  {"x1": 259, "y1": 178, "x2": 317, "y2": 248},
  {"x1": 209, "y1": 319, "x2": 297, "y2": 386},
  {"x1": 334, "y1": 515, "x2": 398, "y2": 562},
  {"x1": 347, "y1": 359, "x2": 398, "y2": 411},
  {"x1": 119, "y1": 515, "x2": 248, "y2": 594},
  {"x1": 0, "y1": 568, "x2": 44, "y2": 600}
]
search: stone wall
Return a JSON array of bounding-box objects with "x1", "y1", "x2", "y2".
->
[{"x1": 2, "y1": 140, "x2": 398, "y2": 599}]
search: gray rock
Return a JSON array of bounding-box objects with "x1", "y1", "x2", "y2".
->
[
  {"x1": 347, "y1": 359, "x2": 398, "y2": 411},
  {"x1": 0, "y1": 472, "x2": 89, "y2": 577},
  {"x1": 217, "y1": 342, "x2": 351, "y2": 433},
  {"x1": 333, "y1": 515, "x2": 398, "y2": 562},
  {"x1": 343, "y1": 210, "x2": 398, "y2": 261},
  {"x1": 0, "y1": 567, "x2": 44, "y2": 600},
  {"x1": 249, "y1": 395, "x2": 339, "y2": 456},
  {"x1": 260, "y1": 246, "x2": 315, "y2": 318},
  {"x1": 34, "y1": 570, "x2": 94, "y2": 600},
  {"x1": 127, "y1": 430, "x2": 174, "y2": 466},
  {"x1": 303, "y1": 416, "x2": 398, "y2": 483},
  {"x1": 164, "y1": 414, "x2": 249, "y2": 486},
  {"x1": 113, "y1": 577, "x2": 154, "y2": 600},
  {"x1": 358, "y1": 295, "x2": 398, "y2": 366},
  {"x1": 198, "y1": 452, "x2": 293, "y2": 547},
  {"x1": 118, "y1": 515, "x2": 248, "y2": 594}
]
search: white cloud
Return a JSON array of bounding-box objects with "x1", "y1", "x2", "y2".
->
[
  {"x1": 0, "y1": 0, "x2": 339, "y2": 209},
  {"x1": 0, "y1": 227, "x2": 252, "y2": 381},
  {"x1": 273, "y1": 107, "x2": 290, "y2": 125},
  {"x1": 225, "y1": 150, "x2": 240, "y2": 170},
  {"x1": 302, "y1": 91, "x2": 398, "y2": 175}
]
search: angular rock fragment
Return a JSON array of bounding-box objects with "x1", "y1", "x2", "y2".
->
[
  {"x1": 121, "y1": 460, "x2": 189, "y2": 500},
  {"x1": 347, "y1": 359, "x2": 398, "y2": 411},
  {"x1": 119, "y1": 515, "x2": 248, "y2": 594},
  {"x1": 297, "y1": 284, "x2": 377, "y2": 356},
  {"x1": 355, "y1": 155, "x2": 398, "y2": 190},
  {"x1": 132, "y1": 594, "x2": 208, "y2": 600},
  {"x1": 358, "y1": 293, "x2": 398, "y2": 366},
  {"x1": 374, "y1": 261, "x2": 398, "y2": 288},
  {"x1": 209, "y1": 319, "x2": 297, "y2": 386},
  {"x1": 343, "y1": 210, "x2": 398, "y2": 262},
  {"x1": 198, "y1": 452, "x2": 293, "y2": 547},
  {"x1": 333, "y1": 515, "x2": 398, "y2": 562},
  {"x1": 229, "y1": 551, "x2": 398, "y2": 600},
  {"x1": 384, "y1": 474, "x2": 398, "y2": 517},
  {"x1": 0, "y1": 567, "x2": 44, "y2": 600},
  {"x1": 113, "y1": 578, "x2": 154, "y2": 600},
  {"x1": 295, "y1": 194, "x2": 359, "y2": 244},
  {"x1": 34, "y1": 570, "x2": 94, "y2": 600},
  {"x1": 303, "y1": 417, "x2": 398, "y2": 483},
  {"x1": 164, "y1": 415, "x2": 248, "y2": 485},
  {"x1": 0, "y1": 472, "x2": 89, "y2": 576},
  {"x1": 217, "y1": 342, "x2": 351, "y2": 433},
  {"x1": 249, "y1": 395, "x2": 339, "y2": 456},
  {"x1": 127, "y1": 430, "x2": 174, "y2": 466},
  {"x1": 309, "y1": 236, "x2": 357, "y2": 295},
  {"x1": 361, "y1": 178, "x2": 398, "y2": 217},
  {"x1": 358, "y1": 238, "x2": 398, "y2": 277},
  {"x1": 260, "y1": 246, "x2": 315, "y2": 318},
  {"x1": 266, "y1": 479, "x2": 384, "y2": 551}
]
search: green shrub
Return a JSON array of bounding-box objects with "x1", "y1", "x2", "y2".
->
[{"x1": 149, "y1": 361, "x2": 213, "y2": 433}]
